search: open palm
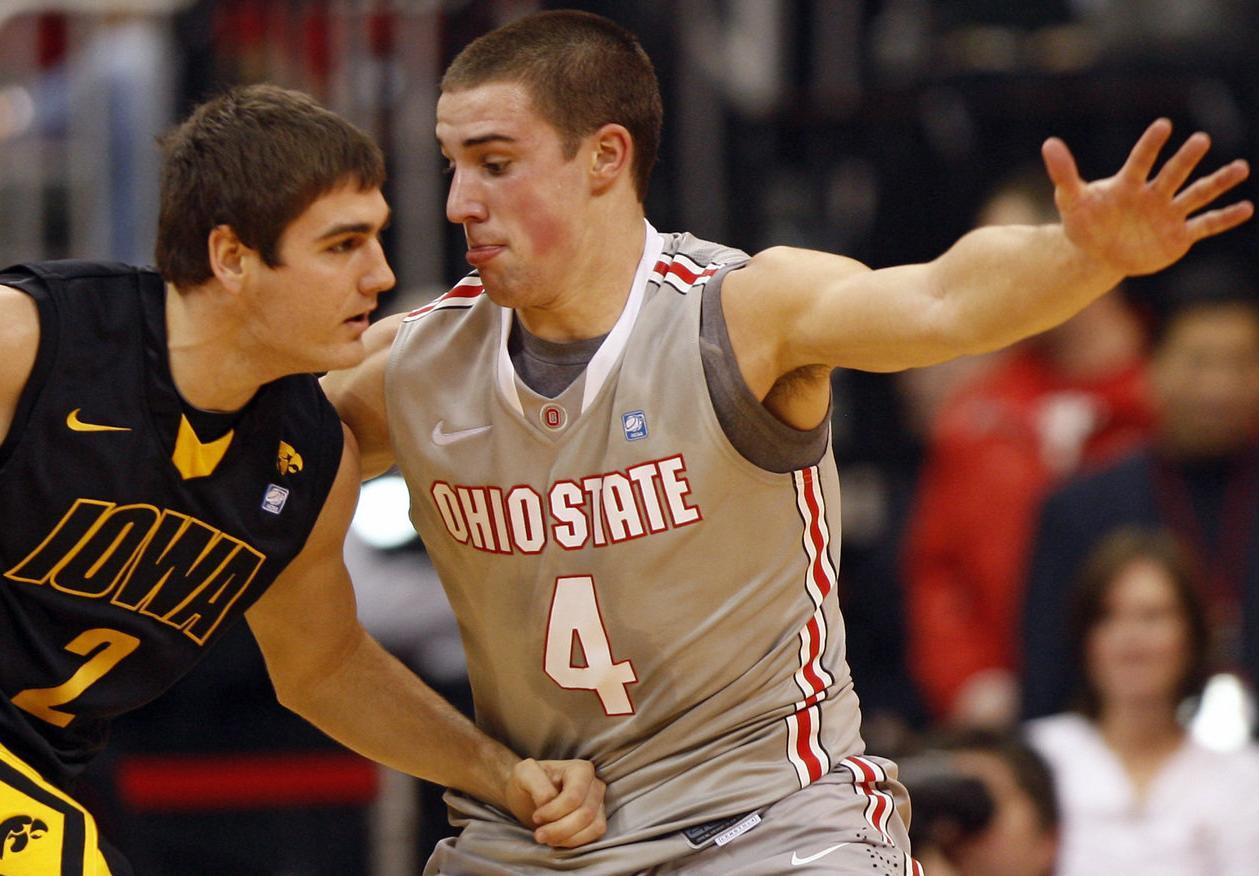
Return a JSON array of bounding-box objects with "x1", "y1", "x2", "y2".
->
[{"x1": 1044, "y1": 119, "x2": 1252, "y2": 277}]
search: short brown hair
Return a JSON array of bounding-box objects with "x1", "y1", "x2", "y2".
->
[
  {"x1": 930, "y1": 728, "x2": 1060, "y2": 832},
  {"x1": 441, "y1": 10, "x2": 662, "y2": 201},
  {"x1": 1068, "y1": 527, "x2": 1211, "y2": 717},
  {"x1": 155, "y1": 84, "x2": 385, "y2": 288}
]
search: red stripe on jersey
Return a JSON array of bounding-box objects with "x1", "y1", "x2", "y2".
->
[
  {"x1": 651, "y1": 258, "x2": 719, "y2": 290},
  {"x1": 786, "y1": 466, "x2": 838, "y2": 787},
  {"x1": 791, "y1": 706, "x2": 825, "y2": 784},
  {"x1": 872, "y1": 789, "x2": 892, "y2": 837},
  {"x1": 404, "y1": 281, "x2": 483, "y2": 320},
  {"x1": 796, "y1": 467, "x2": 836, "y2": 694},
  {"x1": 844, "y1": 756, "x2": 876, "y2": 783},
  {"x1": 800, "y1": 469, "x2": 834, "y2": 600},
  {"x1": 843, "y1": 757, "x2": 899, "y2": 846},
  {"x1": 801, "y1": 615, "x2": 827, "y2": 692},
  {"x1": 665, "y1": 260, "x2": 700, "y2": 285},
  {"x1": 851, "y1": 755, "x2": 887, "y2": 782}
]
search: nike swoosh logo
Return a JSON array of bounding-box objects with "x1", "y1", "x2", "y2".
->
[
  {"x1": 432, "y1": 420, "x2": 492, "y2": 446},
  {"x1": 791, "y1": 843, "x2": 852, "y2": 866},
  {"x1": 67, "y1": 408, "x2": 131, "y2": 432}
]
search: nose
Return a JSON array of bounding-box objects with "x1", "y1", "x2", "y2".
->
[
  {"x1": 361, "y1": 238, "x2": 396, "y2": 297},
  {"x1": 446, "y1": 167, "x2": 487, "y2": 225}
]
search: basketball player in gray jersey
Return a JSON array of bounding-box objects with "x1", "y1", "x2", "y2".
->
[{"x1": 324, "y1": 10, "x2": 1252, "y2": 874}]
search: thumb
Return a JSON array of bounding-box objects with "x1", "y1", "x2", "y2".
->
[
  {"x1": 1041, "y1": 136, "x2": 1083, "y2": 207},
  {"x1": 514, "y1": 758, "x2": 561, "y2": 809}
]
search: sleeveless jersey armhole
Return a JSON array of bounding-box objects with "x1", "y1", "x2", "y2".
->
[
  {"x1": 699, "y1": 265, "x2": 831, "y2": 473},
  {"x1": 300, "y1": 383, "x2": 348, "y2": 551},
  {"x1": 0, "y1": 272, "x2": 59, "y2": 466}
]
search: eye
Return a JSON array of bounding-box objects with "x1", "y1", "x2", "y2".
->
[
  {"x1": 328, "y1": 237, "x2": 360, "y2": 253},
  {"x1": 483, "y1": 159, "x2": 509, "y2": 176}
]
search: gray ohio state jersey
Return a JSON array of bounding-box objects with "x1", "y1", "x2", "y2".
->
[{"x1": 387, "y1": 224, "x2": 865, "y2": 867}]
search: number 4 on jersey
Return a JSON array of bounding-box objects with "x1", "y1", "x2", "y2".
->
[{"x1": 544, "y1": 575, "x2": 637, "y2": 715}]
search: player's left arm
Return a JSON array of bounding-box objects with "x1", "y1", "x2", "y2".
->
[
  {"x1": 723, "y1": 120, "x2": 1250, "y2": 397},
  {"x1": 246, "y1": 426, "x2": 606, "y2": 847}
]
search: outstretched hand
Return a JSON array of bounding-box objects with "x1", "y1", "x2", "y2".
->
[
  {"x1": 1043, "y1": 118, "x2": 1252, "y2": 277},
  {"x1": 505, "y1": 758, "x2": 607, "y2": 848}
]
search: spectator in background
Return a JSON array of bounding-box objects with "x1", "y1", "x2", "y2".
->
[
  {"x1": 904, "y1": 165, "x2": 1153, "y2": 727},
  {"x1": 902, "y1": 728, "x2": 1058, "y2": 876},
  {"x1": 1022, "y1": 259, "x2": 1259, "y2": 719},
  {"x1": 1027, "y1": 528, "x2": 1259, "y2": 876}
]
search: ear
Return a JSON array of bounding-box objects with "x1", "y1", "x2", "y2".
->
[
  {"x1": 207, "y1": 224, "x2": 252, "y2": 293},
  {"x1": 588, "y1": 123, "x2": 633, "y2": 194}
]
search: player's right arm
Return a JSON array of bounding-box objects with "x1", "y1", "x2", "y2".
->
[
  {"x1": 321, "y1": 312, "x2": 402, "y2": 480},
  {"x1": 0, "y1": 284, "x2": 39, "y2": 445},
  {"x1": 248, "y1": 427, "x2": 607, "y2": 846}
]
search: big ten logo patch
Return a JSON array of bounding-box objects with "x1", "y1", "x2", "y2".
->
[
  {"x1": 621, "y1": 410, "x2": 648, "y2": 441},
  {"x1": 261, "y1": 484, "x2": 290, "y2": 515}
]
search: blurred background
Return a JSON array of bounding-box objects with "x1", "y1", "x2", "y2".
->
[{"x1": 4, "y1": 1, "x2": 1259, "y2": 874}]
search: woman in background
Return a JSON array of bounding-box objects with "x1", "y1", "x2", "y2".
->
[{"x1": 1027, "y1": 527, "x2": 1259, "y2": 875}]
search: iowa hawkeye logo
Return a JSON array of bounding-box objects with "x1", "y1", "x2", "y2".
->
[
  {"x1": 0, "y1": 815, "x2": 48, "y2": 859},
  {"x1": 4, "y1": 499, "x2": 266, "y2": 645}
]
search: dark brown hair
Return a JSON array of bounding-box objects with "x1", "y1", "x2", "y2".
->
[
  {"x1": 155, "y1": 84, "x2": 385, "y2": 288},
  {"x1": 1068, "y1": 527, "x2": 1210, "y2": 717},
  {"x1": 930, "y1": 728, "x2": 1060, "y2": 832},
  {"x1": 441, "y1": 10, "x2": 662, "y2": 201}
]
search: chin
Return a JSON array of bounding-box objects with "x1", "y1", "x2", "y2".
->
[{"x1": 302, "y1": 342, "x2": 367, "y2": 377}]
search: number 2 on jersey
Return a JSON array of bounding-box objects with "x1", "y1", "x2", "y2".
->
[
  {"x1": 544, "y1": 576, "x2": 637, "y2": 715},
  {"x1": 12, "y1": 628, "x2": 140, "y2": 728}
]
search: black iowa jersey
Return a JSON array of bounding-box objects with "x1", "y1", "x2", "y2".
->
[{"x1": 0, "y1": 261, "x2": 342, "y2": 787}]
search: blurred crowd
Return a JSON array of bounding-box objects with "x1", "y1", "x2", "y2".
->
[{"x1": 4, "y1": 1, "x2": 1259, "y2": 874}]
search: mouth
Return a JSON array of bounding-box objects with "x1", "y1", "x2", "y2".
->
[
  {"x1": 344, "y1": 307, "x2": 375, "y2": 331},
  {"x1": 465, "y1": 244, "x2": 505, "y2": 267}
]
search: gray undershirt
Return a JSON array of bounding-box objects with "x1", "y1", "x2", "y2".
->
[{"x1": 508, "y1": 267, "x2": 829, "y2": 473}]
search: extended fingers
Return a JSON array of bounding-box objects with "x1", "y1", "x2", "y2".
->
[
  {"x1": 1119, "y1": 117, "x2": 1174, "y2": 182},
  {"x1": 1174, "y1": 158, "x2": 1251, "y2": 215},
  {"x1": 1185, "y1": 200, "x2": 1255, "y2": 242},
  {"x1": 1151, "y1": 130, "x2": 1212, "y2": 196}
]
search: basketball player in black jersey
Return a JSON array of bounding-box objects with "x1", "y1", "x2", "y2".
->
[{"x1": 0, "y1": 85, "x2": 604, "y2": 875}]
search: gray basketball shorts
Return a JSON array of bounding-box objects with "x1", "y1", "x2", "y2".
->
[{"x1": 425, "y1": 755, "x2": 924, "y2": 875}]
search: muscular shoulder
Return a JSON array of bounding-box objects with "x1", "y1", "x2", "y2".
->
[
  {"x1": 322, "y1": 312, "x2": 404, "y2": 480},
  {"x1": 323, "y1": 312, "x2": 402, "y2": 414},
  {"x1": 0, "y1": 284, "x2": 41, "y2": 443}
]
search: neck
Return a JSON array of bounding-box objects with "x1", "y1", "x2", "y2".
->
[
  {"x1": 516, "y1": 208, "x2": 648, "y2": 342},
  {"x1": 1097, "y1": 700, "x2": 1184, "y2": 753},
  {"x1": 165, "y1": 283, "x2": 267, "y2": 412}
]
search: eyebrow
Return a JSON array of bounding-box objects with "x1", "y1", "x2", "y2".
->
[
  {"x1": 441, "y1": 133, "x2": 517, "y2": 150},
  {"x1": 315, "y1": 213, "x2": 391, "y2": 241}
]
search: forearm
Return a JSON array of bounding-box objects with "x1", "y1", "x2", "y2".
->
[
  {"x1": 277, "y1": 627, "x2": 517, "y2": 810},
  {"x1": 927, "y1": 223, "x2": 1124, "y2": 357}
]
